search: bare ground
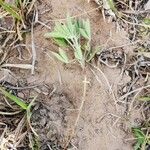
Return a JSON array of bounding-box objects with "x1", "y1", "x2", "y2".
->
[
  {"x1": 25, "y1": 0, "x2": 139, "y2": 149},
  {"x1": 0, "y1": 0, "x2": 149, "y2": 150}
]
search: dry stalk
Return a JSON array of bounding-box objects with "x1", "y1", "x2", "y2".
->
[{"x1": 64, "y1": 75, "x2": 88, "y2": 149}]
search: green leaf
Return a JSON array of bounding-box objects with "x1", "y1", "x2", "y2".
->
[
  {"x1": 144, "y1": 18, "x2": 150, "y2": 25},
  {"x1": 44, "y1": 16, "x2": 92, "y2": 67},
  {"x1": 0, "y1": 0, "x2": 21, "y2": 20},
  {"x1": 51, "y1": 49, "x2": 69, "y2": 63},
  {"x1": 139, "y1": 97, "x2": 150, "y2": 101},
  {"x1": 75, "y1": 19, "x2": 82, "y2": 33},
  {"x1": 87, "y1": 47, "x2": 101, "y2": 62},
  {"x1": 51, "y1": 52, "x2": 66, "y2": 63},
  {"x1": 67, "y1": 15, "x2": 74, "y2": 35},
  {"x1": 78, "y1": 19, "x2": 91, "y2": 40},
  {"x1": 54, "y1": 38, "x2": 68, "y2": 47},
  {"x1": 26, "y1": 96, "x2": 38, "y2": 137},
  {"x1": 132, "y1": 128, "x2": 145, "y2": 150},
  {"x1": 44, "y1": 32, "x2": 65, "y2": 39},
  {"x1": 59, "y1": 48, "x2": 69, "y2": 63},
  {"x1": 132, "y1": 128, "x2": 145, "y2": 139},
  {"x1": 74, "y1": 49, "x2": 83, "y2": 60},
  {"x1": 134, "y1": 142, "x2": 141, "y2": 150},
  {"x1": 108, "y1": 0, "x2": 118, "y2": 13},
  {"x1": 79, "y1": 28, "x2": 89, "y2": 39},
  {"x1": 61, "y1": 24, "x2": 73, "y2": 38},
  {"x1": 15, "y1": 0, "x2": 21, "y2": 6},
  {"x1": 85, "y1": 19, "x2": 91, "y2": 39},
  {"x1": 77, "y1": 19, "x2": 84, "y2": 29},
  {"x1": 0, "y1": 86, "x2": 28, "y2": 110}
]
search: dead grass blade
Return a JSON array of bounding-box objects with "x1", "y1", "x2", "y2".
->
[
  {"x1": 27, "y1": 0, "x2": 36, "y2": 15},
  {"x1": 0, "y1": 110, "x2": 22, "y2": 115},
  {"x1": 1, "y1": 63, "x2": 33, "y2": 70},
  {"x1": 90, "y1": 64, "x2": 118, "y2": 109},
  {"x1": 119, "y1": 85, "x2": 150, "y2": 101},
  {"x1": 31, "y1": 20, "x2": 36, "y2": 74},
  {"x1": 64, "y1": 76, "x2": 88, "y2": 148},
  {"x1": 26, "y1": 95, "x2": 38, "y2": 137}
]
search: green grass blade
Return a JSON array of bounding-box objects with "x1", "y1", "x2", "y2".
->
[
  {"x1": 134, "y1": 142, "x2": 141, "y2": 150},
  {"x1": 144, "y1": 18, "x2": 150, "y2": 25},
  {"x1": 108, "y1": 0, "x2": 118, "y2": 13},
  {"x1": 0, "y1": 0, "x2": 21, "y2": 20},
  {"x1": 132, "y1": 128, "x2": 145, "y2": 148},
  {"x1": 139, "y1": 97, "x2": 150, "y2": 101},
  {"x1": 0, "y1": 86, "x2": 28, "y2": 110},
  {"x1": 27, "y1": 96, "x2": 38, "y2": 137}
]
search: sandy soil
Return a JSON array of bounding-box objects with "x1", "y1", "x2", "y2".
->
[{"x1": 1, "y1": 0, "x2": 146, "y2": 149}]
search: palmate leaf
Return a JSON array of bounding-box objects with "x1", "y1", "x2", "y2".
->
[
  {"x1": 74, "y1": 49, "x2": 83, "y2": 61},
  {"x1": 74, "y1": 42, "x2": 83, "y2": 61},
  {"x1": 83, "y1": 19, "x2": 91, "y2": 40},
  {"x1": 51, "y1": 48, "x2": 69, "y2": 63},
  {"x1": 45, "y1": 31, "x2": 68, "y2": 47},
  {"x1": 45, "y1": 24, "x2": 66, "y2": 39},
  {"x1": 76, "y1": 19, "x2": 90, "y2": 40},
  {"x1": 45, "y1": 21, "x2": 76, "y2": 40},
  {"x1": 44, "y1": 32, "x2": 66, "y2": 39},
  {"x1": 45, "y1": 16, "x2": 94, "y2": 67},
  {"x1": 54, "y1": 18, "x2": 77, "y2": 39},
  {"x1": 67, "y1": 16, "x2": 75, "y2": 35},
  {"x1": 79, "y1": 28, "x2": 89, "y2": 40},
  {"x1": 0, "y1": 0, "x2": 21, "y2": 20},
  {"x1": 85, "y1": 19, "x2": 91, "y2": 39},
  {"x1": 75, "y1": 19, "x2": 82, "y2": 33},
  {"x1": 63, "y1": 17, "x2": 79, "y2": 39},
  {"x1": 85, "y1": 19, "x2": 91, "y2": 37},
  {"x1": 78, "y1": 19, "x2": 91, "y2": 40},
  {"x1": 51, "y1": 52, "x2": 67, "y2": 63},
  {"x1": 59, "y1": 48, "x2": 69, "y2": 62},
  {"x1": 53, "y1": 38, "x2": 68, "y2": 47}
]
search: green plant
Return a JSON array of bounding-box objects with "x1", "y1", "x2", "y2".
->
[
  {"x1": 0, "y1": 0, "x2": 22, "y2": 20},
  {"x1": 107, "y1": 0, "x2": 118, "y2": 14},
  {"x1": 139, "y1": 96, "x2": 150, "y2": 102},
  {"x1": 0, "y1": 86, "x2": 28, "y2": 110},
  {"x1": 0, "y1": 0, "x2": 35, "y2": 40},
  {"x1": 51, "y1": 48, "x2": 69, "y2": 64},
  {"x1": 132, "y1": 127, "x2": 150, "y2": 150},
  {"x1": 0, "y1": 86, "x2": 38, "y2": 136},
  {"x1": 45, "y1": 16, "x2": 98, "y2": 68}
]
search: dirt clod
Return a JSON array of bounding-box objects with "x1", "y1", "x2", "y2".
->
[{"x1": 31, "y1": 92, "x2": 74, "y2": 149}]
